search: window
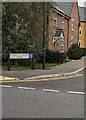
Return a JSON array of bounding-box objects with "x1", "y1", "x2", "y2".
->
[
  {"x1": 53, "y1": 28, "x2": 57, "y2": 37},
  {"x1": 71, "y1": 28, "x2": 74, "y2": 32},
  {"x1": 72, "y1": 19, "x2": 74, "y2": 22},
  {"x1": 71, "y1": 19, "x2": 74, "y2": 32},
  {"x1": 53, "y1": 28, "x2": 64, "y2": 41},
  {"x1": 79, "y1": 29, "x2": 82, "y2": 36},
  {"x1": 54, "y1": 18, "x2": 57, "y2": 27},
  {"x1": 54, "y1": 13, "x2": 57, "y2": 27},
  {"x1": 71, "y1": 36, "x2": 74, "y2": 40},
  {"x1": 54, "y1": 41, "x2": 57, "y2": 50},
  {"x1": 62, "y1": 17, "x2": 65, "y2": 29},
  {"x1": 61, "y1": 49, "x2": 64, "y2": 53},
  {"x1": 56, "y1": 29, "x2": 64, "y2": 38},
  {"x1": 53, "y1": 37, "x2": 57, "y2": 43},
  {"x1": 61, "y1": 39, "x2": 64, "y2": 52},
  {"x1": 78, "y1": 40, "x2": 81, "y2": 47},
  {"x1": 62, "y1": 17, "x2": 65, "y2": 24},
  {"x1": 71, "y1": 42, "x2": 73, "y2": 45}
]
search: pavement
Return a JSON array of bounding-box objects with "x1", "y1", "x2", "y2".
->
[{"x1": 1, "y1": 56, "x2": 86, "y2": 80}]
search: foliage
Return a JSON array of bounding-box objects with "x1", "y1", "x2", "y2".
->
[
  {"x1": 2, "y1": 2, "x2": 43, "y2": 64},
  {"x1": 45, "y1": 49, "x2": 66, "y2": 64},
  {"x1": 2, "y1": 2, "x2": 63, "y2": 68},
  {"x1": 2, "y1": 2, "x2": 55, "y2": 66},
  {"x1": 80, "y1": 48, "x2": 86, "y2": 56},
  {"x1": 67, "y1": 44, "x2": 83, "y2": 60},
  {"x1": 2, "y1": 63, "x2": 58, "y2": 70}
]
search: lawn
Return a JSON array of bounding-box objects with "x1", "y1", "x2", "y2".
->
[{"x1": 2, "y1": 63, "x2": 58, "y2": 70}]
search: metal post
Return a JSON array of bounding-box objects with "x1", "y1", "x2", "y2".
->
[
  {"x1": 32, "y1": 58, "x2": 35, "y2": 70},
  {"x1": 7, "y1": 36, "x2": 11, "y2": 71},
  {"x1": 42, "y1": 2, "x2": 46, "y2": 69},
  {"x1": 7, "y1": 51, "x2": 10, "y2": 71}
]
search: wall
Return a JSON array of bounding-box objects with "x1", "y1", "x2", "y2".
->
[
  {"x1": 48, "y1": 10, "x2": 69, "y2": 53},
  {"x1": 68, "y1": 2, "x2": 79, "y2": 48},
  {"x1": 79, "y1": 22, "x2": 86, "y2": 48}
]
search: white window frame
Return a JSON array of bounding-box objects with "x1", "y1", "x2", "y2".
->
[
  {"x1": 78, "y1": 40, "x2": 81, "y2": 47},
  {"x1": 71, "y1": 28, "x2": 74, "y2": 32},
  {"x1": 71, "y1": 19, "x2": 74, "y2": 32},
  {"x1": 54, "y1": 18, "x2": 57, "y2": 27},
  {"x1": 62, "y1": 17, "x2": 65, "y2": 24}
]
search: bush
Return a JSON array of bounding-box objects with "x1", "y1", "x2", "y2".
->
[
  {"x1": 80, "y1": 48, "x2": 86, "y2": 56},
  {"x1": 67, "y1": 44, "x2": 83, "y2": 60},
  {"x1": 45, "y1": 49, "x2": 66, "y2": 64}
]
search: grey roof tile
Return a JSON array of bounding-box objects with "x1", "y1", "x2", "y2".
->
[
  {"x1": 57, "y1": 2, "x2": 74, "y2": 16},
  {"x1": 79, "y1": 7, "x2": 86, "y2": 22}
]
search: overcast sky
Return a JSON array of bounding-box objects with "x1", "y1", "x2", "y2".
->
[
  {"x1": 78, "y1": 0, "x2": 86, "y2": 7},
  {"x1": 2, "y1": 0, "x2": 86, "y2": 6}
]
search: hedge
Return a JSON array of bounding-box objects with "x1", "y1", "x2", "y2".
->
[{"x1": 67, "y1": 44, "x2": 86, "y2": 60}]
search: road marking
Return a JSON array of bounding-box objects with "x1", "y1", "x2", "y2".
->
[
  {"x1": 0, "y1": 76, "x2": 19, "y2": 80},
  {"x1": 73, "y1": 67, "x2": 85, "y2": 73},
  {"x1": 0, "y1": 85, "x2": 12, "y2": 88},
  {"x1": 68, "y1": 91, "x2": 85, "y2": 95},
  {"x1": 0, "y1": 74, "x2": 83, "y2": 83},
  {"x1": 17, "y1": 87, "x2": 36, "y2": 90},
  {"x1": 43, "y1": 89, "x2": 60, "y2": 93},
  {"x1": 0, "y1": 85, "x2": 85, "y2": 95}
]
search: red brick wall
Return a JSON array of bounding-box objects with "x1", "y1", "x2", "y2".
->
[
  {"x1": 68, "y1": 2, "x2": 79, "y2": 48},
  {"x1": 48, "y1": 10, "x2": 54, "y2": 50},
  {"x1": 48, "y1": 10, "x2": 69, "y2": 53}
]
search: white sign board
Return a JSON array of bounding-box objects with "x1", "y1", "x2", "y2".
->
[{"x1": 10, "y1": 53, "x2": 29, "y2": 59}]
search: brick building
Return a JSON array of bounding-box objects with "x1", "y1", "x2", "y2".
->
[
  {"x1": 48, "y1": 1, "x2": 79, "y2": 53},
  {"x1": 79, "y1": 7, "x2": 86, "y2": 48}
]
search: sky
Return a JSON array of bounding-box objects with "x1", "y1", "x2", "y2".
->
[
  {"x1": 2, "y1": 0, "x2": 86, "y2": 6},
  {"x1": 78, "y1": 0, "x2": 86, "y2": 7}
]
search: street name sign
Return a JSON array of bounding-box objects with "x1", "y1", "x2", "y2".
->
[
  {"x1": 10, "y1": 53, "x2": 29, "y2": 59},
  {"x1": 29, "y1": 53, "x2": 35, "y2": 59}
]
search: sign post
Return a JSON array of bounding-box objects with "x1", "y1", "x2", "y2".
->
[
  {"x1": 29, "y1": 53, "x2": 35, "y2": 70},
  {"x1": 8, "y1": 52, "x2": 11, "y2": 71}
]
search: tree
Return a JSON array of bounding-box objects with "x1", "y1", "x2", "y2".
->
[
  {"x1": 2, "y1": 2, "x2": 43, "y2": 63},
  {"x1": 2, "y1": 2, "x2": 56, "y2": 65}
]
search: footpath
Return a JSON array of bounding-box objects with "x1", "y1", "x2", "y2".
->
[{"x1": 1, "y1": 56, "x2": 86, "y2": 80}]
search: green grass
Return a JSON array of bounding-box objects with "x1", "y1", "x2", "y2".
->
[{"x1": 2, "y1": 63, "x2": 58, "y2": 70}]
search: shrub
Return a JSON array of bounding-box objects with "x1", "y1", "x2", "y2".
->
[
  {"x1": 80, "y1": 48, "x2": 86, "y2": 56},
  {"x1": 67, "y1": 44, "x2": 82, "y2": 60},
  {"x1": 45, "y1": 49, "x2": 66, "y2": 64}
]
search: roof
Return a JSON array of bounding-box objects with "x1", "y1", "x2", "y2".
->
[
  {"x1": 56, "y1": 2, "x2": 74, "y2": 16},
  {"x1": 52, "y1": 5, "x2": 70, "y2": 19},
  {"x1": 79, "y1": 7, "x2": 86, "y2": 22}
]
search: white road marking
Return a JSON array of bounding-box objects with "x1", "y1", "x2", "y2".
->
[
  {"x1": 17, "y1": 87, "x2": 36, "y2": 90},
  {"x1": 43, "y1": 89, "x2": 60, "y2": 93},
  {"x1": 0, "y1": 84, "x2": 85, "y2": 96},
  {"x1": 68, "y1": 91, "x2": 85, "y2": 95},
  {"x1": 0, "y1": 85, "x2": 12, "y2": 88}
]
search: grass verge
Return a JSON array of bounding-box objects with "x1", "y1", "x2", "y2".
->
[{"x1": 2, "y1": 63, "x2": 58, "y2": 70}]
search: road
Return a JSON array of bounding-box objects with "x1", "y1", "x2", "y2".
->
[{"x1": 1, "y1": 70, "x2": 85, "y2": 118}]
